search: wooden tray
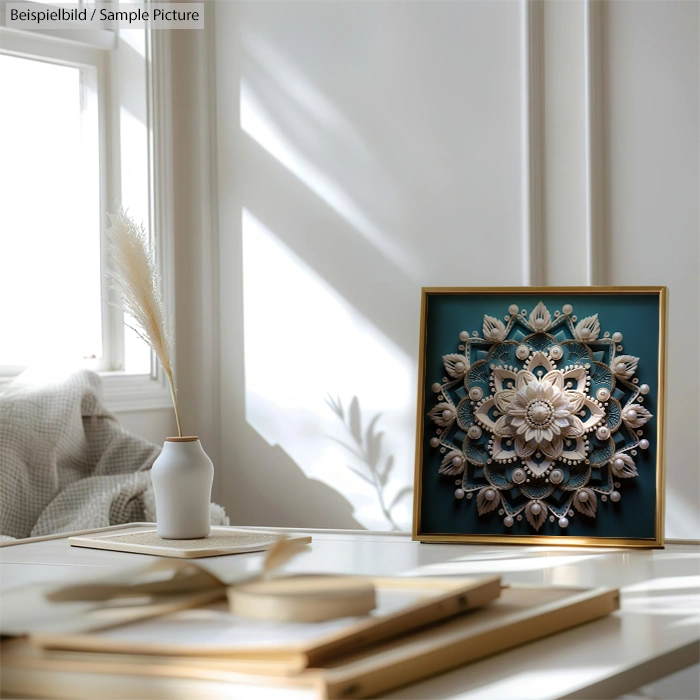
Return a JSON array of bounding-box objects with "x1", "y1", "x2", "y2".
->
[
  {"x1": 69, "y1": 527, "x2": 312, "y2": 558},
  {"x1": 3, "y1": 584, "x2": 620, "y2": 700},
  {"x1": 32, "y1": 575, "x2": 503, "y2": 671}
]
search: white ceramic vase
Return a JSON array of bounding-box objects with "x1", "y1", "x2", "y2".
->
[{"x1": 151, "y1": 437, "x2": 214, "y2": 539}]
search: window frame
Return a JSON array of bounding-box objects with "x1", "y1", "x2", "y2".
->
[{"x1": 0, "y1": 0, "x2": 174, "y2": 411}]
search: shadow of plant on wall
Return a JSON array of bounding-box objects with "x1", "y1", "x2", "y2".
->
[{"x1": 325, "y1": 395, "x2": 412, "y2": 531}]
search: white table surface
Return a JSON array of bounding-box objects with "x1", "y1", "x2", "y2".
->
[{"x1": 1, "y1": 525, "x2": 699, "y2": 699}]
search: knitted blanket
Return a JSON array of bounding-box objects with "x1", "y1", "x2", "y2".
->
[{"x1": 0, "y1": 370, "x2": 215, "y2": 539}]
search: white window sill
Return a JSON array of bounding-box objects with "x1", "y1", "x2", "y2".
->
[
  {"x1": 0, "y1": 371, "x2": 173, "y2": 414},
  {"x1": 100, "y1": 372, "x2": 173, "y2": 413}
]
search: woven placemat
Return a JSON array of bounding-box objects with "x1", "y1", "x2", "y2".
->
[
  {"x1": 69, "y1": 528, "x2": 311, "y2": 558},
  {"x1": 99, "y1": 530, "x2": 279, "y2": 549}
]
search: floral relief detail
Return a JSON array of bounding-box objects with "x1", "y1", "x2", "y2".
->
[
  {"x1": 428, "y1": 402, "x2": 456, "y2": 427},
  {"x1": 427, "y1": 300, "x2": 654, "y2": 533},
  {"x1": 443, "y1": 353, "x2": 468, "y2": 379},
  {"x1": 493, "y1": 369, "x2": 587, "y2": 463},
  {"x1": 611, "y1": 452, "x2": 638, "y2": 479},
  {"x1": 525, "y1": 500, "x2": 547, "y2": 530},
  {"x1": 529, "y1": 301, "x2": 552, "y2": 332},
  {"x1": 611, "y1": 355, "x2": 639, "y2": 379},
  {"x1": 482, "y1": 315, "x2": 507, "y2": 342},
  {"x1": 574, "y1": 314, "x2": 601, "y2": 342},
  {"x1": 621, "y1": 404, "x2": 652, "y2": 429},
  {"x1": 476, "y1": 487, "x2": 500, "y2": 515},
  {"x1": 573, "y1": 489, "x2": 597, "y2": 518},
  {"x1": 439, "y1": 450, "x2": 465, "y2": 475}
]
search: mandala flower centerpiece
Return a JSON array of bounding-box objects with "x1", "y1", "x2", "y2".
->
[{"x1": 428, "y1": 301, "x2": 653, "y2": 531}]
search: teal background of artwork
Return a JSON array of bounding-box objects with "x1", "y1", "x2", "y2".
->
[{"x1": 419, "y1": 292, "x2": 661, "y2": 540}]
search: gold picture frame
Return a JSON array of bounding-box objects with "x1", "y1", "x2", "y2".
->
[{"x1": 413, "y1": 286, "x2": 667, "y2": 548}]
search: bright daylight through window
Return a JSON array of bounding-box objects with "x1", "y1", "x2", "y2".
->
[
  {"x1": 0, "y1": 54, "x2": 102, "y2": 368},
  {"x1": 0, "y1": 20, "x2": 152, "y2": 379}
]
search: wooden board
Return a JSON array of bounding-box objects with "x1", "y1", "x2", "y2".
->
[
  {"x1": 69, "y1": 527, "x2": 312, "y2": 558},
  {"x1": 33, "y1": 576, "x2": 502, "y2": 671},
  {"x1": 1, "y1": 584, "x2": 226, "y2": 639},
  {"x1": 2, "y1": 584, "x2": 620, "y2": 700},
  {"x1": 317, "y1": 584, "x2": 620, "y2": 698}
]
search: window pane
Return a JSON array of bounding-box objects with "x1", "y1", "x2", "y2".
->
[
  {"x1": 0, "y1": 54, "x2": 102, "y2": 367},
  {"x1": 119, "y1": 28, "x2": 153, "y2": 375}
]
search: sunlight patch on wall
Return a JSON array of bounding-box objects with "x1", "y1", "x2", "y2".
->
[
  {"x1": 242, "y1": 29, "x2": 373, "y2": 166},
  {"x1": 242, "y1": 210, "x2": 414, "y2": 530},
  {"x1": 240, "y1": 81, "x2": 418, "y2": 279}
]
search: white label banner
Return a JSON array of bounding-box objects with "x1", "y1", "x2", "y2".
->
[{"x1": 6, "y1": 3, "x2": 204, "y2": 29}]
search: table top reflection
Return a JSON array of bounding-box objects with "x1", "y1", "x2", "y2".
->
[{"x1": 1, "y1": 525, "x2": 698, "y2": 699}]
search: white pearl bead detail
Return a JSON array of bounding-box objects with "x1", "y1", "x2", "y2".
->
[
  {"x1": 469, "y1": 387, "x2": 483, "y2": 401},
  {"x1": 562, "y1": 304, "x2": 573, "y2": 314},
  {"x1": 626, "y1": 409, "x2": 637, "y2": 421},
  {"x1": 530, "y1": 503, "x2": 541, "y2": 515},
  {"x1": 639, "y1": 384, "x2": 650, "y2": 395},
  {"x1": 455, "y1": 488, "x2": 465, "y2": 499},
  {"x1": 509, "y1": 304, "x2": 520, "y2": 315},
  {"x1": 559, "y1": 517, "x2": 569, "y2": 528},
  {"x1": 639, "y1": 439, "x2": 649, "y2": 450},
  {"x1": 613, "y1": 458, "x2": 625, "y2": 470},
  {"x1": 610, "y1": 490, "x2": 621, "y2": 502},
  {"x1": 596, "y1": 426, "x2": 611, "y2": 440},
  {"x1": 549, "y1": 469, "x2": 564, "y2": 485},
  {"x1": 577, "y1": 491, "x2": 589, "y2": 502},
  {"x1": 432, "y1": 383, "x2": 442, "y2": 393},
  {"x1": 504, "y1": 515, "x2": 514, "y2": 527},
  {"x1": 467, "y1": 425, "x2": 482, "y2": 440},
  {"x1": 484, "y1": 489, "x2": 496, "y2": 501},
  {"x1": 516, "y1": 345, "x2": 530, "y2": 360},
  {"x1": 430, "y1": 437, "x2": 440, "y2": 448},
  {"x1": 452, "y1": 456, "x2": 463, "y2": 467},
  {"x1": 596, "y1": 388, "x2": 611, "y2": 401},
  {"x1": 459, "y1": 331, "x2": 469, "y2": 341},
  {"x1": 612, "y1": 332, "x2": 623, "y2": 342},
  {"x1": 512, "y1": 468, "x2": 526, "y2": 484},
  {"x1": 549, "y1": 345, "x2": 563, "y2": 360},
  {"x1": 454, "y1": 361, "x2": 465, "y2": 372},
  {"x1": 442, "y1": 409, "x2": 453, "y2": 421}
]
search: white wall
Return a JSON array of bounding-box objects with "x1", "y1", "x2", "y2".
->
[
  {"x1": 215, "y1": 0, "x2": 523, "y2": 531},
  {"x1": 212, "y1": 0, "x2": 699, "y2": 538},
  {"x1": 208, "y1": 0, "x2": 700, "y2": 688},
  {"x1": 111, "y1": 23, "x2": 220, "y2": 471},
  {"x1": 116, "y1": 409, "x2": 175, "y2": 446},
  {"x1": 602, "y1": 0, "x2": 699, "y2": 539}
]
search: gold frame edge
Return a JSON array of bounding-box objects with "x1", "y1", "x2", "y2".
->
[{"x1": 412, "y1": 286, "x2": 668, "y2": 549}]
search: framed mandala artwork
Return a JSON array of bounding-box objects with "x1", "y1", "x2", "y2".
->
[{"x1": 413, "y1": 287, "x2": 667, "y2": 548}]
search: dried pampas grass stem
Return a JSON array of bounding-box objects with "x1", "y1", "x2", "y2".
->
[{"x1": 107, "y1": 208, "x2": 182, "y2": 437}]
